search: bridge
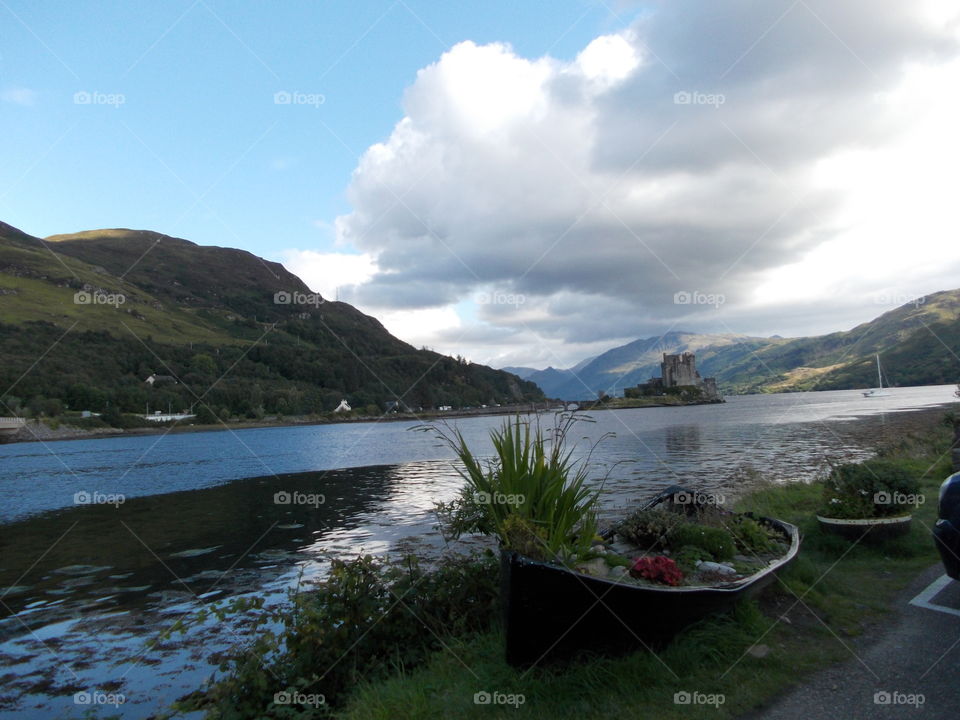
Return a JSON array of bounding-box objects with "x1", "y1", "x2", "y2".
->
[{"x1": 0, "y1": 417, "x2": 26, "y2": 435}]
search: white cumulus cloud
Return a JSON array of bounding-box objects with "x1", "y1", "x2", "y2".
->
[{"x1": 328, "y1": 0, "x2": 960, "y2": 367}]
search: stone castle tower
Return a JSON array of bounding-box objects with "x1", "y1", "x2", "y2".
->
[
  {"x1": 660, "y1": 352, "x2": 721, "y2": 401},
  {"x1": 661, "y1": 352, "x2": 700, "y2": 387}
]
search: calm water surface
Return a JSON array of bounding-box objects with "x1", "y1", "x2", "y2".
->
[{"x1": 0, "y1": 385, "x2": 956, "y2": 718}]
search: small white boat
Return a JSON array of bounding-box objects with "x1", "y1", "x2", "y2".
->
[{"x1": 862, "y1": 354, "x2": 891, "y2": 397}]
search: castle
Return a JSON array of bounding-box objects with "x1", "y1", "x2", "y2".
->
[{"x1": 625, "y1": 352, "x2": 722, "y2": 402}]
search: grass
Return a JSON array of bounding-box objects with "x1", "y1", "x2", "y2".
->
[{"x1": 333, "y1": 423, "x2": 954, "y2": 720}]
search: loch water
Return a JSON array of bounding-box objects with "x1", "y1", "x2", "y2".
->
[{"x1": 0, "y1": 385, "x2": 956, "y2": 718}]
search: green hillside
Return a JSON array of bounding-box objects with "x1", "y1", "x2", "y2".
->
[
  {"x1": 518, "y1": 291, "x2": 960, "y2": 399},
  {"x1": 702, "y1": 290, "x2": 960, "y2": 393},
  {"x1": 0, "y1": 222, "x2": 543, "y2": 419}
]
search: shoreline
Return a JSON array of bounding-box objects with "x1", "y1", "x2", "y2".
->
[
  {"x1": 0, "y1": 402, "x2": 562, "y2": 446},
  {"x1": 3, "y1": 385, "x2": 954, "y2": 447},
  {"x1": 0, "y1": 397, "x2": 729, "y2": 447}
]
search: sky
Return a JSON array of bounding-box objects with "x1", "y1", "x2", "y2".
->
[{"x1": 2, "y1": 1, "x2": 960, "y2": 370}]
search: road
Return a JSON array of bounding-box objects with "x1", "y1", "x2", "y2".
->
[{"x1": 744, "y1": 564, "x2": 960, "y2": 719}]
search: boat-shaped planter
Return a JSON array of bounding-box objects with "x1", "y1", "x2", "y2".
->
[{"x1": 500, "y1": 488, "x2": 801, "y2": 666}]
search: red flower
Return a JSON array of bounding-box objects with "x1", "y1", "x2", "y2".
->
[{"x1": 629, "y1": 555, "x2": 683, "y2": 586}]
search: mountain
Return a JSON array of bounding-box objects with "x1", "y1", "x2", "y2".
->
[
  {"x1": 500, "y1": 366, "x2": 537, "y2": 380},
  {"x1": 521, "y1": 292, "x2": 960, "y2": 399},
  {"x1": 706, "y1": 290, "x2": 960, "y2": 393},
  {"x1": 0, "y1": 222, "x2": 543, "y2": 418},
  {"x1": 525, "y1": 331, "x2": 759, "y2": 399}
]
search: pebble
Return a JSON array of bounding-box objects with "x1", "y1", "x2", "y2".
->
[
  {"x1": 574, "y1": 558, "x2": 609, "y2": 577},
  {"x1": 695, "y1": 561, "x2": 738, "y2": 576}
]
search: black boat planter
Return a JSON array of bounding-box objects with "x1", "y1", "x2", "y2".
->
[{"x1": 500, "y1": 514, "x2": 800, "y2": 666}]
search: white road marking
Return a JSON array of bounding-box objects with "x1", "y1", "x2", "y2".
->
[{"x1": 909, "y1": 574, "x2": 960, "y2": 618}]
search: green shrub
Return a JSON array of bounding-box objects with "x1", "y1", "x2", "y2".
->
[
  {"x1": 668, "y1": 524, "x2": 735, "y2": 561},
  {"x1": 501, "y1": 513, "x2": 550, "y2": 561},
  {"x1": 730, "y1": 516, "x2": 777, "y2": 553},
  {"x1": 182, "y1": 552, "x2": 499, "y2": 718},
  {"x1": 673, "y1": 545, "x2": 714, "y2": 573},
  {"x1": 616, "y1": 508, "x2": 682, "y2": 550},
  {"x1": 820, "y1": 459, "x2": 921, "y2": 519}
]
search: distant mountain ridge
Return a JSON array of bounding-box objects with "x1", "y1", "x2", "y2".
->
[
  {"x1": 513, "y1": 293, "x2": 960, "y2": 399},
  {"x1": 519, "y1": 331, "x2": 760, "y2": 399},
  {"x1": 0, "y1": 222, "x2": 543, "y2": 417}
]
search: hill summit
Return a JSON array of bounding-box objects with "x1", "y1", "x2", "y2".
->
[{"x1": 0, "y1": 222, "x2": 543, "y2": 419}]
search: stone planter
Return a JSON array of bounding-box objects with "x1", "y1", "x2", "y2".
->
[{"x1": 816, "y1": 514, "x2": 912, "y2": 541}]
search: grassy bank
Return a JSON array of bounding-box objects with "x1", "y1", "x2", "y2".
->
[{"x1": 191, "y1": 416, "x2": 956, "y2": 720}]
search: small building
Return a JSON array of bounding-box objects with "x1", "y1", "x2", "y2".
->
[
  {"x1": 334, "y1": 399, "x2": 352, "y2": 413},
  {"x1": 144, "y1": 374, "x2": 177, "y2": 386},
  {"x1": 141, "y1": 412, "x2": 195, "y2": 422}
]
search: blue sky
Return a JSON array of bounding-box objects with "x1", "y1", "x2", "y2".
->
[
  {"x1": 1, "y1": 0, "x2": 632, "y2": 250},
  {"x1": 3, "y1": 1, "x2": 959, "y2": 369}
]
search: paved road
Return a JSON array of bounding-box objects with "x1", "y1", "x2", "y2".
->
[{"x1": 744, "y1": 564, "x2": 960, "y2": 719}]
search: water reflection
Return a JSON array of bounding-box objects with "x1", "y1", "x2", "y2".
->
[
  {"x1": 0, "y1": 465, "x2": 405, "y2": 638},
  {"x1": 665, "y1": 424, "x2": 701, "y2": 454}
]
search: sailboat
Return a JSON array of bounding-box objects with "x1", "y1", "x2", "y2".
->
[{"x1": 862, "y1": 354, "x2": 891, "y2": 397}]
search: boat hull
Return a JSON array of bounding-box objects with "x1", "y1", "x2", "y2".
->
[{"x1": 500, "y1": 517, "x2": 800, "y2": 666}]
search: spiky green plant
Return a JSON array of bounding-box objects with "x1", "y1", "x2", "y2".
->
[{"x1": 428, "y1": 414, "x2": 607, "y2": 560}]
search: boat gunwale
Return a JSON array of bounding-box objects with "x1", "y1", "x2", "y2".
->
[{"x1": 506, "y1": 516, "x2": 801, "y2": 595}]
